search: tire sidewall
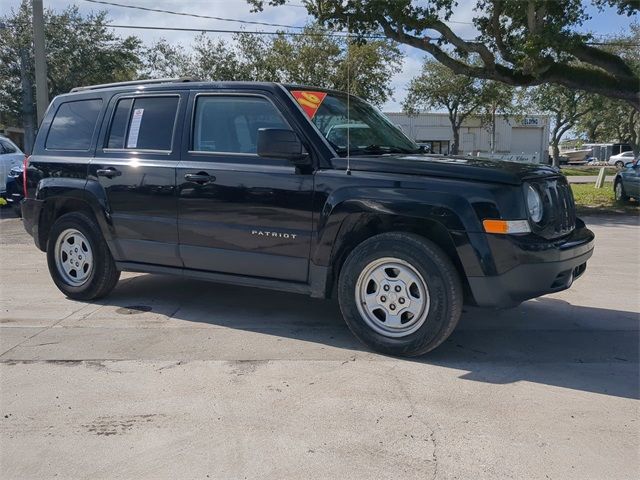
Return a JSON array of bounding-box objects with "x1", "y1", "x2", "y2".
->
[
  {"x1": 338, "y1": 234, "x2": 461, "y2": 356},
  {"x1": 46, "y1": 213, "x2": 109, "y2": 298},
  {"x1": 615, "y1": 181, "x2": 627, "y2": 201}
]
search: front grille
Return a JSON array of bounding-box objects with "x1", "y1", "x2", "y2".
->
[{"x1": 531, "y1": 177, "x2": 576, "y2": 239}]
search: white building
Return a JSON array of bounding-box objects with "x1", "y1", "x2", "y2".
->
[{"x1": 385, "y1": 112, "x2": 551, "y2": 163}]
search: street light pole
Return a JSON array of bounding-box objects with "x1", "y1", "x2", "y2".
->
[{"x1": 32, "y1": 0, "x2": 48, "y2": 125}]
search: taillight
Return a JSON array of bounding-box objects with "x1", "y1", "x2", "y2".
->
[{"x1": 22, "y1": 155, "x2": 29, "y2": 198}]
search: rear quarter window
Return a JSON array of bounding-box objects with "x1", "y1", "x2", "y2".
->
[{"x1": 46, "y1": 99, "x2": 103, "y2": 151}]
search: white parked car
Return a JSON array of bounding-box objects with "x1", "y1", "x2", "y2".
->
[
  {"x1": 608, "y1": 151, "x2": 636, "y2": 169},
  {"x1": 0, "y1": 135, "x2": 24, "y2": 196}
]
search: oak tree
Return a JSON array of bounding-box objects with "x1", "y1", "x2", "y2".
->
[{"x1": 250, "y1": 0, "x2": 640, "y2": 109}]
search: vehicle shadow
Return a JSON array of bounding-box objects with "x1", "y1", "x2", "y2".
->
[{"x1": 99, "y1": 273, "x2": 639, "y2": 400}]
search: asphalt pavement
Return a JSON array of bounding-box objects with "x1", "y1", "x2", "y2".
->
[{"x1": 0, "y1": 210, "x2": 638, "y2": 480}]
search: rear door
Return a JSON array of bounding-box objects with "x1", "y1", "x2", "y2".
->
[
  {"x1": 176, "y1": 90, "x2": 314, "y2": 282},
  {"x1": 91, "y1": 91, "x2": 187, "y2": 266}
]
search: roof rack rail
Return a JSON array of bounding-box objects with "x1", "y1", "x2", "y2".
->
[{"x1": 69, "y1": 77, "x2": 200, "y2": 93}]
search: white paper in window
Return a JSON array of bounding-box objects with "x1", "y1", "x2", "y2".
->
[{"x1": 126, "y1": 108, "x2": 144, "y2": 148}]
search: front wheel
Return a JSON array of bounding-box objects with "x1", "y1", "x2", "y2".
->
[
  {"x1": 615, "y1": 161, "x2": 624, "y2": 169},
  {"x1": 615, "y1": 181, "x2": 629, "y2": 202},
  {"x1": 47, "y1": 212, "x2": 120, "y2": 300},
  {"x1": 338, "y1": 232, "x2": 463, "y2": 357}
]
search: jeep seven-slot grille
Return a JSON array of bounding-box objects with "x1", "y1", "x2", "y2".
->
[{"x1": 533, "y1": 177, "x2": 576, "y2": 239}]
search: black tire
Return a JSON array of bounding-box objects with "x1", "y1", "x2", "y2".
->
[
  {"x1": 614, "y1": 180, "x2": 629, "y2": 202},
  {"x1": 46, "y1": 212, "x2": 120, "y2": 300},
  {"x1": 337, "y1": 232, "x2": 463, "y2": 357},
  {"x1": 615, "y1": 161, "x2": 624, "y2": 169}
]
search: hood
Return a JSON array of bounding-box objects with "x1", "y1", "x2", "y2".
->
[{"x1": 330, "y1": 154, "x2": 559, "y2": 185}]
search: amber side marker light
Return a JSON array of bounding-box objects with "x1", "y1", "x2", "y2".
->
[{"x1": 483, "y1": 219, "x2": 531, "y2": 234}]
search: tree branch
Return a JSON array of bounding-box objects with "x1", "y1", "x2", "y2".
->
[{"x1": 377, "y1": 11, "x2": 639, "y2": 110}]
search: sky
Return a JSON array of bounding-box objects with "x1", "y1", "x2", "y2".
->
[{"x1": 3, "y1": 0, "x2": 637, "y2": 111}]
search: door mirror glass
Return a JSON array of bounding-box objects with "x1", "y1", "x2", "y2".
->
[{"x1": 257, "y1": 128, "x2": 309, "y2": 165}]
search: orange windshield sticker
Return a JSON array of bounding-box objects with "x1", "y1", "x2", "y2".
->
[{"x1": 291, "y1": 91, "x2": 327, "y2": 119}]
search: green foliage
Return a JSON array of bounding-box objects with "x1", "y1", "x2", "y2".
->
[
  {"x1": 249, "y1": 0, "x2": 639, "y2": 108},
  {"x1": 403, "y1": 60, "x2": 481, "y2": 115},
  {"x1": 0, "y1": 1, "x2": 141, "y2": 127},
  {"x1": 141, "y1": 25, "x2": 403, "y2": 106},
  {"x1": 403, "y1": 59, "x2": 518, "y2": 153},
  {"x1": 574, "y1": 25, "x2": 640, "y2": 152},
  {"x1": 527, "y1": 84, "x2": 601, "y2": 165}
]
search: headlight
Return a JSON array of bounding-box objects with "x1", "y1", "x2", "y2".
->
[{"x1": 526, "y1": 185, "x2": 543, "y2": 223}]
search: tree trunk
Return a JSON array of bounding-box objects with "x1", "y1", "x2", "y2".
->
[
  {"x1": 491, "y1": 105, "x2": 496, "y2": 154},
  {"x1": 451, "y1": 126, "x2": 460, "y2": 155},
  {"x1": 551, "y1": 141, "x2": 560, "y2": 168},
  {"x1": 19, "y1": 47, "x2": 36, "y2": 154},
  {"x1": 627, "y1": 110, "x2": 639, "y2": 157}
]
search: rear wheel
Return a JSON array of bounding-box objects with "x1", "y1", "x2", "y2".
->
[
  {"x1": 338, "y1": 232, "x2": 463, "y2": 357},
  {"x1": 46, "y1": 212, "x2": 120, "y2": 300}
]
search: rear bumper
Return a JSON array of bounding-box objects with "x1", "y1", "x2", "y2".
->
[
  {"x1": 21, "y1": 198, "x2": 45, "y2": 250},
  {"x1": 468, "y1": 220, "x2": 595, "y2": 308}
]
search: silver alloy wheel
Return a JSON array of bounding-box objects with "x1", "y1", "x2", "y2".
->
[
  {"x1": 615, "y1": 182, "x2": 623, "y2": 200},
  {"x1": 355, "y1": 257, "x2": 430, "y2": 338},
  {"x1": 54, "y1": 228, "x2": 94, "y2": 287}
]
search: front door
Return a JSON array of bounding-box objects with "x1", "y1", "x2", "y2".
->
[
  {"x1": 177, "y1": 91, "x2": 314, "y2": 282},
  {"x1": 91, "y1": 92, "x2": 186, "y2": 266},
  {"x1": 627, "y1": 163, "x2": 640, "y2": 198}
]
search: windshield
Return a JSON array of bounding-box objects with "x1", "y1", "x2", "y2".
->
[{"x1": 289, "y1": 89, "x2": 420, "y2": 156}]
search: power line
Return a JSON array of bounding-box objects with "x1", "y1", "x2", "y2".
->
[
  {"x1": 83, "y1": 0, "x2": 307, "y2": 30},
  {"x1": 97, "y1": 23, "x2": 639, "y2": 46},
  {"x1": 95, "y1": 23, "x2": 386, "y2": 39}
]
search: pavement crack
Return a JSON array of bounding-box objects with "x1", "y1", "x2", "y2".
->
[
  {"x1": 0, "y1": 302, "x2": 95, "y2": 358},
  {"x1": 385, "y1": 365, "x2": 440, "y2": 479},
  {"x1": 430, "y1": 430, "x2": 439, "y2": 480}
]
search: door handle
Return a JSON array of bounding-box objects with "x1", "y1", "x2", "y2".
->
[
  {"x1": 96, "y1": 167, "x2": 122, "y2": 178},
  {"x1": 184, "y1": 172, "x2": 215, "y2": 184}
]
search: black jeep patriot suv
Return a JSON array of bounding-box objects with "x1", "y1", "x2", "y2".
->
[{"x1": 21, "y1": 79, "x2": 595, "y2": 356}]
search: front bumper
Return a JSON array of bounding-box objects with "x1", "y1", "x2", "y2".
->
[{"x1": 467, "y1": 219, "x2": 595, "y2": 308}]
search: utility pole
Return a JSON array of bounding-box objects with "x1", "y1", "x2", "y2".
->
[
  {"x1": 32, "y1": 0, "x2": 48, "y2": 125},
  {"x1": 19, "y1": 47, "x2": 36, "y2": 154}
]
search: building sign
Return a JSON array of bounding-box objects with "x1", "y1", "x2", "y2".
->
[{"x1": 521, "y1": 117, "x2": 540, "y2": 126}]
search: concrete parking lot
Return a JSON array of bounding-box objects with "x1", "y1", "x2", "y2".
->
[{"x1": 0, "y1": 209, "x2": 638, "y2": 480}]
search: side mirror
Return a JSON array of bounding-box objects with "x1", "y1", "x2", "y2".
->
[{"x1": 257, "y1": 128, "x2": 310, "y2": 165}]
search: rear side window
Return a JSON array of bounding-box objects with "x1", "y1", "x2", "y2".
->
[
  {"x1": 107, "y1": 96, "x2": 179, "y2": 151},
  {"x1": 46, "y1": 99, "x2": 103, "y2": 150},
  {"x1": 193, "y1": 96, "x2": 289, "y2": 154}
]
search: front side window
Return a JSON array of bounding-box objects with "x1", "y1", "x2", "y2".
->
[
  {"x1": 193, "y1": 96, "x2": 289, "y2": 154},
  {"x1": 107, "y1": 96, "x2": 179, "y2": 151},
  {"x1": 289, "y1": 89, "x2": 419, "y2": 157},
  {"x1": 46, "y1": 99, "x2": 103, "y2": 150}
]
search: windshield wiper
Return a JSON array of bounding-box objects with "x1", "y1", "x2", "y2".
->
[{"x1": 335, "y1": 145, "x2": 418, "y2": 155}]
